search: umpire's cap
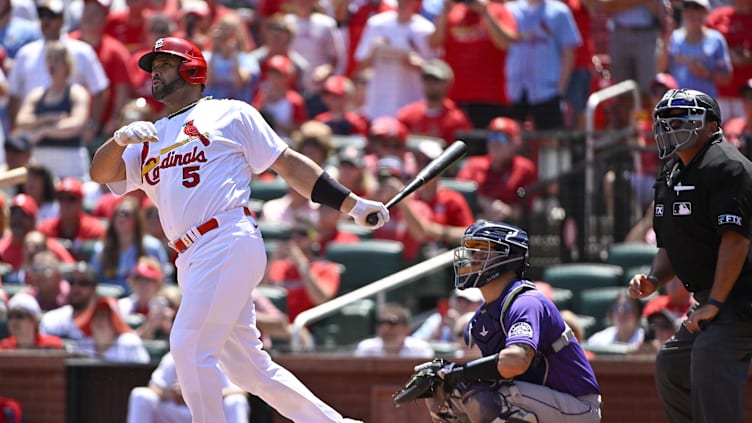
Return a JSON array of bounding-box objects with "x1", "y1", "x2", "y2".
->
[{"x1": 138, "y1": 37, "x2": 207, "y2": 85}]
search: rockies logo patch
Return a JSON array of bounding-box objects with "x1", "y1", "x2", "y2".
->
[{"x1": 508, "y1": 322, "x2": 533, "y2": 339}]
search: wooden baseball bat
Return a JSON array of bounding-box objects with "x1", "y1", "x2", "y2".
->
[
  {"x1": 0, "y1": 167, "x2": 28, "y2": 188},
  {"x1": 366, "y1": 140, "x2": 468, "y2": 225}
]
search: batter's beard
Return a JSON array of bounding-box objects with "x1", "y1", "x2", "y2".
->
[{"x1": 152, "y1": 77, "x2": 187, "y2": 101}]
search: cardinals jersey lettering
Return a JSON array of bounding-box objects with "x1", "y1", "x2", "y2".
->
[{"x1": 113, "y1": 98, "x2": 287, "y2": 241}]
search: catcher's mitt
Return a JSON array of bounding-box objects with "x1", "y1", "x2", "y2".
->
[{"x1": 393, "y1": 358, "x2": 448, "y2": 407}]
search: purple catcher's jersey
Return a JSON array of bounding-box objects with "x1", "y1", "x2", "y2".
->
[{"x1": 468, "y1": 280, "x2": 600, "y2": 397}]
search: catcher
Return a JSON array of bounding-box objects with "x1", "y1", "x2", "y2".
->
[{"x1": 394, "y1": 220, "x2": 602, "y2": 422}]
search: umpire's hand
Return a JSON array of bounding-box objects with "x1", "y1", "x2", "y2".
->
[{"x1": 628, "y1": 274, "x2": 658, "y2": 299}]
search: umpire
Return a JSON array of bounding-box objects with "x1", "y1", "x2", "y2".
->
[{"x1": 629, "y1": 88, "x2": 752, "y2": 423}]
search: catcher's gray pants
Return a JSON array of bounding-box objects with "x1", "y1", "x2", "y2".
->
[
  {"x1": 426, "y1": 380, "x2": 601, "y2": 423},
  {"x1": 655, "y1": 299, "x2": 752, "y2": 423}
]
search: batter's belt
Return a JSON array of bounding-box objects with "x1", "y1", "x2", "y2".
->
[{"x1": 170, "y1": 207, "x2": 254, "y2": 253}]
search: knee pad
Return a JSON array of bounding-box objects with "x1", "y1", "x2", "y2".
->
[{"x1": 461, "y1": 383, "x2": 539, "y2": 423}]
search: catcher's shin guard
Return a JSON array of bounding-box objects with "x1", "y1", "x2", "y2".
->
[{"x1": 462, "y1": 382, "x2": 538, "y2": 423}]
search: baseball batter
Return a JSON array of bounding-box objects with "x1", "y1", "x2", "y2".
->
[{"x1": 90, "y1": 37, "x2": 388, "y2": 423}]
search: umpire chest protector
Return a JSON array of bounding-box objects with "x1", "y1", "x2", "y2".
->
[{"x1": 653, "y1": 137, "x2": 752, "y2": 295}]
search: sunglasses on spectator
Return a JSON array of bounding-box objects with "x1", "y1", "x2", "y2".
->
[
  {"x1": 377, "y1": 316, "x2": 406, "y2": 326},
  {"x1": 69, "y1": 278, "x2": 95, "y2": 287},
  {"x1": 488, "y1": 132, "x2": 511, "y2": 143},
  {"x1": 7, "y1": 311, "x2": 32, "y2": 320},
  {"x1": 9, "y1": 209, "x2": 31, "y2": 218}
]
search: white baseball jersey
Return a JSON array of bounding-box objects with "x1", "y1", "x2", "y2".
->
[{"x1": 110, "y1": 98, "x2": 288, "y2": 241}]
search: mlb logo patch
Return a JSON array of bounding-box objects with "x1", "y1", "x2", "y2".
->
[
  {"x1": 655, "y1": 203, "x2": 664, "y2": 217},
  {"x1": 673, "y1": 202, "x2": 692, "y2": 216},
  {"x1": 718, "y1": 214, "x2": 742, "y2": 226}
]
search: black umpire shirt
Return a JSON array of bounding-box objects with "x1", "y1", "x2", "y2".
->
[{"x1": 653, "y1": 134, "x2": 752, "y2": 298}]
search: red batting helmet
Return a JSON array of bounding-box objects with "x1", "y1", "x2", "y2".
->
[{"x1": 138, "y1": 37, "x2": 207, "y2": 85}]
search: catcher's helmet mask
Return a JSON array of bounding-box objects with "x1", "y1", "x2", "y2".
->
[
  {"x1": 454, "y1": 221, "x2": 529, "y2": 289},
  {"x1": 138, "y1": 37, "x2": 207, "y2": 85},
  {"x1": 653, "y1": 88, "x2": 721, "y2": 160}
]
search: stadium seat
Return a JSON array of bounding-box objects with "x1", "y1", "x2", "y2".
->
[
  {"x1": 325, "y1": 240, "x2": 404, "y2": 295},
  {"x1": 255, "y1": 284, "x2": 288, "y2": 314},
  {"x1": 606, "y1": 242, "x2": 658, "y2": 281},
  {"x1": 250, "y1": 177, "x2": 288, "y2": 202},
  {"x1": 258, "y1": 221, "x2": 293, "y2": 241},
  {"x1": 577, "y1": 286, "x2": 626, "y2": 332},
  {"x1": 542, "y1": 263, "x2": 624, "y2": 312},
  {"x1": 1, "y1": 284, "x2": 26, "y2": 298},
  {"x1": 551, "y1": 287, "x2": 574, "y2": 311},
  {"x1": 438, "y1": 178, "x2": 479, "y2": 217},
  {"x1": 75, "y1": 240, "x2": 100, "y2": 262},
  {"x1": 311, "y1": 299, "x2": 375, "y2": 348},
  {"x1": 336, "y1": 220, "x2": 372, "y2": 239}
]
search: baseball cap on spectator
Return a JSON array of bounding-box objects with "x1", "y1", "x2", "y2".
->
[
  {"x1": 129, "y1": 257, "x2": 164, "y2": 283},
  {"x1": 337, "y1": 145, "x2": 365, "y2": 167},
  {"x1": 37, "y1": 0, "x2": 64, "y2": 16},
  {"x1": 369, "y1": 117, "x2": 408, "y2": 143},
  {"x1": 11, "y1": 194, "x2": 39, "y2": 217},
  {"x1": 8, "y1": 292, "x2": 43, "y2": 321},
  {"x1": 323, "y1": 75, "x2": 354, "y2": 97},
  {"x1": 267, "y1": 54, "x2": 294, "y2": 77},
  {"x1": 182, "y1": 0, "x2": 210, "y2": 18},
  {"x1": 421, "y1": 59, "x2": 454, "y2": 81},
  {"x1": 56, "y1": 177, "x2": 84, "y2": 200},
  {"x1": 377, "y1": 155, "x2": 405, "y2": 179},
  {"x1": 683, "y1": 0, "x2": 710, "y2": 10},
  {"x1": 650, "y1": 72, "x2": 679, "y2": 97},
  {"x1": 487, "y1": 116, "x2": 521, "y2": 145}
]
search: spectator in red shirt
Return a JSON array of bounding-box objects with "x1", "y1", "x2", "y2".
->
[
  {"x1": 315, "y1": 205, "x2": 360, "y2": 258},
  {"x1": 408, "y1": 138, "x2": 475, "y2": 247},
  {"x1": 397, "y1": 58, "x2": 472, "y2": 146},
  {"x1": 371, "y1": 156, "x2": 434, "y2": 263},
  {"x1": 38, "y1": 177, "x2": 106, "y2": 249},
  {"x1": 253, "y1": 54, "x2": 308, "y2": 137},
  {"x1": 364, "y1": 116, "x2": 417, "y2": 177},
  {"x1": 560, "y1": 0, "x2": 595, "y2": 130},
  {"x1": 105, "y1": 0, "x2": 151, "y2": 53},
  {"x1": 723, "y1": 78, "x2": 752, "y2": 155},
  {"x1": 250, "y1": 14, "x2": 310, "y2": 93},
  {"x1": 68, "y1": 0, "x2": 133, "y2": 137},
  {"x1": 0, "y1": 292, "x2": 64, "y2": 349},
  {"x1": 456, "y1": 116, "x2": 537, "y2": 224},
  {"x1": 333, "y1": 145, "x2": 378, "y2": 197},
  {"x1": 0, "y1": 194, "x2": 74, "y2": 272},
  {"x1": 262, "y1": 219, "x2": 341, "y2": 322},
  {"x1": 706, "y1": 1, "x2": 752, "y2": 121},
  {"x1": 335, "y1": 0, "x2": 396, "y2": 76},
  {"x1": 314, "y1": 75, "x2": 369, "y2": 136},
  {"x1": 429, "y1": 0, "x2": 517, "y2": 128}
]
